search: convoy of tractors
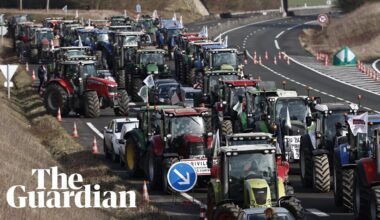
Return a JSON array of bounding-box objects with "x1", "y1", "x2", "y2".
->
[{"x1": 6, "y1": 12, "x2": 380, "y2": 220}]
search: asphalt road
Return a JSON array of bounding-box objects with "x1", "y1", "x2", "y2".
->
[{"x1": 26, "y1": 14, "x2": 380, "y2": 219}]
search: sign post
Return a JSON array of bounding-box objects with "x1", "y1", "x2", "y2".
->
[
  {"x1": 0, "y1": 64, "x2": 19, "y2": 99},
  {"x1": 317, "y1": 14, "x2": 329, "y2": 31},
  {"x1": 167, "y1": 162, "x2": 197, "y2": 193}
]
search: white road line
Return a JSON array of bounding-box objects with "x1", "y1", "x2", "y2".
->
[
  {"x1": 372, "y1": 59, "x2": 380, "y2": 74},
  {"x1": 306, "y1": 208, "x2": 329, "y2": 217},
  {"x1": 275, "y1": 30, "x2": 284, "y2": 39},
  {"x1": 274, "y1": 40, "x2": 280, "y2": 50},
  {"x1": 86, "y1": 122, "x2": 104, "y2": 139},
  {"x1": 180, "y1": 192, "x2": 206, "y2": 207}
]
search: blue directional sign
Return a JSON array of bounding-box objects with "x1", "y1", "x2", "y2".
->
[{"x1": 167, "y1": 162, "x2": 197, "y2": 192}]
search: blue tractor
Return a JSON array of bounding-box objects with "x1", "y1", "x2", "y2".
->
[{"x1": 333, "y1": 113, "x2": 380, "y2": 212}]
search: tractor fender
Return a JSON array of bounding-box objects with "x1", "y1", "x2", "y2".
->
[
  {"x1": 312, "y1": 148, "x2": 329, "y2": 156},
  {"x1": 277, "y1": 177, "x2": 286, "y2": 198},
  {"x1": 150, "y1": 135, "x2": 164, "y2": 156},
  {"x1": 209, "y1": 179, "x2": 223, "y2": 204},
  {"x1": 124, "y1": 128, "x2": 147, "y2": 154},
  {"x1": 356, "y1": 157, "x2": 376, "y2": 187},
  {"x1": 334, "y1": 143, "x2": 350, "y2": 167},
  {"x1": 46, "y1": 79, "x2": 74, "y2": 94}
]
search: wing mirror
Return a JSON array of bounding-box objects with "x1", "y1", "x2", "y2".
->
[{"x1": 118, "y1": 139, "x2": 126, "y2": 144}]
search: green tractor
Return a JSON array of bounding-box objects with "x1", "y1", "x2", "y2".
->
[
  {"x1": 206, "y1": 134, "x2": 304, "y2": 219},
  {"x1": 126, "y1": 48, "x2": 170, "y2": 102}
]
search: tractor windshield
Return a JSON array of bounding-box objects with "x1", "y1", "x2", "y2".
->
[
  {"x1": 228, "y1": 138, "x2": 271, "y2": 146},
  {"x1": 78, "y1": 31, "x2": 92, "y2": 43},
  {"x1": 369, "y1": 123, "x2": 380, "y2": 140},
  {"x1": 228, "y1": 151, "x2": 277, "y2": 203},
  {"x1": 275, "y1": 98, "x2": 307, "y2": 123},
  {"x1": 209, "y1": 74, "x2": 240, "y2": 92},
  {"x1": 123, "y1": 35, "x2": 139, "y2": 45},
  {"x1": 82, "y1": 64, "x2": 97, "y2": 77},
  {"x1": 324, "y1": 112, "x2": 346, "y2": 141},
  {"x1": 170, "y1": 116, "x2": 205, "y2": 138},
  {"x1": 140, "y1": 53, "x2": 164, "y2": 65},
  {"x1": 37, "y1": 31, "x2": 54, "y2": 41},
  {"x1": 97, "y1": 33, "x2": 109, "y2": 43},
  {"x1": 230, "y1": 87, "x2": 254, "y2": 113},
  {"x1": 66, "y1": 50, "x2": 86, "y2": 57},
  {"x1": 212, "y1": 52, "x2": 237, "y2": 67},
  {"x1": 253, "y1": 94, "x2": 270, "y2": 116}
]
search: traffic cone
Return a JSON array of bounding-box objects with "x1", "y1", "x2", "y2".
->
[
  {"x1": 142, "y1": 180, "x2": 149, "y2": 203},
  {"x1": 92, "y1": 136, "x2": 99, "y2": 154},
  {"x1": 317, "y1": 52, "x2": 320, "y2": 61},
  {"x1": 26, "y1": 62, "x2": 29, "y2": 72},
  {"x1": 287, "y1": 56, "x2": 290, "y2": 65},
  {"x1": 259, "y1": 56, "x2": 262, "y2": 65},
  {"x1": 324, "y1": 56, "x2": 328, "y2": 66},
  {"x1": 72, "y1": 122, "x2": 79, "y2": 138},
  {"x1": 278, "y1": 51, "x2": 282, "y2": 60},
  {"x1": 57, "y1": 107, "x2": 62, "y2": 122},
  {"x1": 32, "y1": 69, "x2": 36, "y2": 80},
  {"x1": 265, "y1": 51, "x2": 268, "y2": 60},
  {"x1": 199, "y1": 205, "x2": 207, "y2": 220},
  {"x1": 274, "y1": 56, "x2": 277, "y2": 65},
  {"x1": 282, "y1": 53, "x2": 287, "y2": 60}
]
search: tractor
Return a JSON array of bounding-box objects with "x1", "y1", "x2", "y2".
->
[
  {"x1": 43, "y1": 55, "x2": 130, "y2": 118},
  {"x1": 212, "y1": 80, "x2": 259, "y2": 138},
  {"x1": 121, "y1": 107, "x2": 212, "y2": 192},
  {"x1": 206, "y1": 134, "x2": 304, "y2": 219},
  {"x1": 8, "y1": 15, "x2": 32, "y2": 50},
  {"x1": 300, "y1": 102, "x2": 359, "y2": 192},
  {"x1": 126, "y1": 48, "x2": 170, "y2": 101},
  {"x1": 333, "y1": 113, "x2": 380, "y2": 212},
  {"x1": 353, "y1": 127, "x2": 380, "y2": 219},
  {"x1": 26, "y1": 27, "x2": 55, "y2": 64}
]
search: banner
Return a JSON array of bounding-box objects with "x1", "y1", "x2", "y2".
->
[{"x1": 347, "y1": 112, "x2": 368, "y2": 136}]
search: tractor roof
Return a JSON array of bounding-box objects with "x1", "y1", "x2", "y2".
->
[
  {"x1": 204, "y1": 70, "x2": 240, "y2": 75},
  {"x1": 210, "y1": 48, "x2": 238, "y2": 53},
  {"x1": 115, "y1": 31, "x2": 144, "y2": 36},
  {"x1": 314, "y1": 102, "x2": 358, "y2": 112},
  {"x1": 201, "y1": 44, "x2": 227, "y2": 50},
  {"x1": 36, "y1": 28, "x2": 53, "y2": 32},
  {"x1": 276, "y1": 90, "x2": 298, "y2": 97},
  {"x1": 223, "y1": 80, "x2": 258, "y2": 87},
  {"x1": 220, "y1": 144, "x2": 276, "y2": 153},
  {"x1": 162, "y1": 107, "x2": 208, "y2": 116},
  {"x1": 139, "y1": 105, "x2": 182, "y2": 111},
  {"x1": 137, "y1": 48, "x2": 166, "y2": 53},
  {"x1": 226, "y1": 132, "x2": 273, "y2": 140}
]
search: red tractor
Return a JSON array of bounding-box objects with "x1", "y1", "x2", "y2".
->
[
  {"x1": 43, "y1": 55, "x2": 130, "y2": 118},
  {"x1": 353, "y1": 128, "x2": 380, "y2": 219}
]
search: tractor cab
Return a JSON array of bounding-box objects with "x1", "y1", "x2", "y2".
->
[
  {"x1": 110, "y1": 16, "x2": 128, "y2": 26},
  {"x1": 135, "y1": 48, "x2": 169, "y2": 76},
  {"x1": 55, "y1": 46, "x2": 92, "y2": 60},
  {"x1": 206, "y1": 48, "x2": 246, "y2": 72},
  {"x1": 225, "y1": 133, "x2": 274, "y2": 147}
]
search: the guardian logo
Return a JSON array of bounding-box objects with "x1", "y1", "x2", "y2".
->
[{"x1": 6, "y1": 167, "x2": 136, "y2": 208}]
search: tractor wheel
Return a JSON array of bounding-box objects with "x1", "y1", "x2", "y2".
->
[
  {"x1": 186, "y1": 68, "x2": 196, "y2": 85},
  {"x1": 313, "y1": 154, "x2": 330, "y2": 192},
  {"x1": 222, "y1": 120, "x2": 233, "y2": 137},
  {"x1": 103, "y1": 140, "x2": 111, "y2": 159},
  {"x1": 342, "y1": 168, "x2": 354, "y2": 212},
  {"x1": 110, "y1": 144, "x2": 119, "y2": 162},
  {"x1": 333, "y1": 158, "x2": 343, "y2": 206},
  {"x1": 299, "y1": 137, "x2": 313, "y2": 187},
  {"x1": 124, "y1": 138, "x2": 139, "y2": 178},
  {"x1": 116, "y1": 70, "x2": 126, "y2": 89},
  {"x1": 280, "y1": 197, "x2": 304, "y2": 220},
  {"x1": 370, "y1": 186, "x2": 380, "y2": 220},
  {"x1": 162, "y1": 158, "x2": 178, "y2": 194},
  {"x1": 114, "y1": 90, "x2": 129, "y2": 116},
  {"x1": 44, "y1": 83, "x2": 70, "y2": 117},
  {"x1": 207, "y1": 186, "x2": 216, "y2": 220},
  {"x1": 146, "y1": 148, "x2": 162, "y2": 190},
  {"x1": 204, "y1": 116, "x2": 212, "y2": 133},
  {"x1": 83, "y1": 91, "x2": 100, "y2": 118},
  {"x1": 354, "y1": 174, "x2": 370, "y2": 219},
  {"x1": 131, "y1": 77, "x2": 143, "y2": 102},
  {"x1": 212, "y1": 203, "x2": 240, "y2": 220}
]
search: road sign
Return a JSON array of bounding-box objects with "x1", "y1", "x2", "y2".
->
[
  {"x1": 135, "y1": 4, "x2": 141, "y2": 13},
  {"x1": 0, "y1": 65, "x2": 18, "y2": 80},
  {"x1": 317, "y1": 14, "x2": 329, "y2": 26},
  {"x1": 333, "y1": 47, "x2": 357, "y2": 66},
  {"x1": 167, "y1": 162, "x2": 197, "y2": 192},
  {"x1": 4, "y1": 81, "x2": 14, "y2": 88}
]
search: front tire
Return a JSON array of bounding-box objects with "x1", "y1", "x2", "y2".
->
[
  {"x1": 213, "y1": 203, "x2": 240, "y2": 220},
  {"x1": 354, "y1": 174, "x2": 370, "y2": 219},
  {"x1": 313, "y1": 154, "x2": 330, "y2": 192},
  {"x1": 84, "y1": 91, "x2": 100, "y2": 118},
  {"x1": 44, "y1": 83, "x2": 70, "y2": 116},
  {"x1": 115, "y1": 89, "x2": 129, "y2": 116},
  {"x1": 370, "y1": 186, "x2": 380, "y2": 220},
  {"x1": 342, "y1": 168, "x2": 354, "y2": 212},
  {"x1": 300, "y1": 137, "x2": 313, "y2": 187},
  {"x1": 222, "y1": 120, "x2": 233, "y2": 137},
  {"x1": 280, "y1": 197, "x2": 304, "y2": 220},
  {"x1": 125, "y1": 138, "x2": 139, "y2": 177},
  {"x1": 333, "y1": 158, "x2": 343, "y2": 206},
  {"x1": 146, "y1": 148, "x2": 162, "y2": 189}
]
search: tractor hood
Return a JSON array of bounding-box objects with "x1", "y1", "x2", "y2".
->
[
  {"x1": 181, "y1": 134, "x2": 204, "y2": 143},
  {"x1": 87, "y1": 76, "x2": 118, "y2": 86},
  {"x1": 146, "y1": 63, "x2": 159, "y2": 74},
  {"x1": 288, "y1": 120, "x2": 306, "y2": 135},
  {"x1": 219, "y1": 64, "x2": 234, "y2": 71},
  {"x1": 174, "y1": 134, "x2": 206, "y2": 158}
]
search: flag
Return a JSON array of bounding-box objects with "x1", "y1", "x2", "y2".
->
[
  {"x1": 143, "y1": 75, "x2": 155, "y2": 88},
  {"x1": 199, "y1": 26, "x2": 208, "y2": 38},
  {"x1": 62, "y1": 5, "x2": 67, "y2": 11},
  {"x1": 78, "y1": 35, "x2": 83, "y2": 47},
  {"x1": 124, "y1": 10, "x2": 127, "y2": 18},
  {"x1": 347, "y1": 112, "x2": 368, "y2": 136},
  {"x1": 223, "y1": 35, "x2": 228, "y2": 47},
  {"x1": 233, "y1": 102, "x2": 242, "y2": 115},
  {"x1": 211, "y1": 129, "x2": 220, "y2": 158},
  {"x1": 75, "y1": 10, "x2": 79, "y2": 19},
  {"x1": 172, "y1": 13, "x2": 177, "y2": 21},
  {"x1": 285, "y1": 107, "x2": 292, "y2": 129},
  {"x1": 138, "y1": 85, "x2": 149, "y2": 103},
  {"x1": 152, "y1": 10, "x2": 158, "y2": 20},
  {"x1": 171, "y1": 92, "x2": 180, "y2": 105},
  {"x1": 179, "y1": 16, "x2": 183, "y2": 28}
]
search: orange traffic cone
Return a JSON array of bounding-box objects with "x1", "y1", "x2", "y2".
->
[
  {"x1": 274, "y1": 56, "x2": 277, "y2": 65},
  {"x1": 32, "y1": 70, "x2": 36, "y2": 80},
  {"x1": 316, "y1": 52, "x2": 320, "y2": 61},
  {"x1": 265, "y1": 51, "x2": 268, "y2": 60},
  {"x1": 259, "y1": 56, "x2": 262, "y2": 65},
  {"x1": 57, "y1": 107, "x2": 62, "y2": 122},
  {"x1": 92, "y1": 136, "x2": 99, "y2": 154},
  {"x1": 72, "y1": 122, "x2": 79, "y2": 138},
  {"x1": 26, "y1": 62, "x2": 29, "y2": 72},
  {"x1": 324, "y1": 56, "x2": 329, "y2": 66},
  {"x1": 278, "y1": 51, "x2": 282, "y2": 60},
  {"x1": 142, "y1": 180, "x2": 150, "y2": 203},
  {"x1": 287, "y1": 56, "x2": 291, "y2": 65}
]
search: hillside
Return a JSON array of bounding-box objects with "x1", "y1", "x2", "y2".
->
[
  {"x1": 202, "y1": 0, "x2": 281, "y2": 13},
  {"x1": 299, "y1": 2, "x2": 380, "y2": 61}
]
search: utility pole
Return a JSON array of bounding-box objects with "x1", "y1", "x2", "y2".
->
[
  {"x1": 46, "y1": 0, "x2": 50, "y2": 11},
  {"x1": 19, "y1": 0, "x2": 23, "y2": 10}
]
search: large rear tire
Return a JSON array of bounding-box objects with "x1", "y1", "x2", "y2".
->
[
  {"x1": 145, "y1": 148, "x2": 162, "y2": 190},
  {"x1": 313, "y1": 154, "x2": 330, "y2": 192},
  {"x1": 280, "y1": 197, "x2": 304, "y2": 220},
  {"x1": 333, "y1": 158, "x2": 343, "y2": 206},
  {"x1": 300, "y1": 137, "x2": 313, "y2": 187},
  {"x1": 342, "y1": 168, "x2": 354, "y2": 212},
  {"x1": 354, "y1": 174, "x2": 370, "y2": 219},
  {"x1": 370, "y1": 186, "x2": 380, "y2": 220},
  {"x1": 213, "y1": 203, "x2": 240, "y2": 220},
  {"x1": 131, "y1": 77, "x2": 143, "y2": 102},
  {"x1": 84, "y1": 91, "x2": 100, "y2": 118},
  {"x1": 186, "y1": 68, "x2": 196, "y2": 85},
  {"x1": 222, "y1": 120, "x2": 233, "y2": 137},
  {"x1": 115, "y1": 89, "x2": 129, "y2": 116},
  {"x1": 44, "y1": 83, "x2": 70, "y2": 116},
  {"x1": 125, "y1": 138, "x2": 139, "y2": 177}
]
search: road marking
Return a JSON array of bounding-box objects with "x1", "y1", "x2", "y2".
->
[
  {"x1": 180, "y1": 192, "x2": 205, "y2": 207},
  {"x1": 86, "y1": 122, "x2": 104, "y2": 139},
  {"x1": 372, "y1": 59, "x2": 380, "y2": 74},
  {"x1": 275, "y1": 30, "x2": 284, "y2": 39},
  {"x1": 274, "y1": 40, "x2": 280, "y2": 50},
  {"x1": 306, "y1": 208, "x2": 329, "y2": 217}
]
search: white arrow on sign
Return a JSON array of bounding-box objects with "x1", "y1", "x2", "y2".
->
[
  {"x1": 0, "y1": 65, "x2": 18, "y2": 80},
  {"x1": 174, "y1": 169, "x2": 190, "y2": 185}
]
